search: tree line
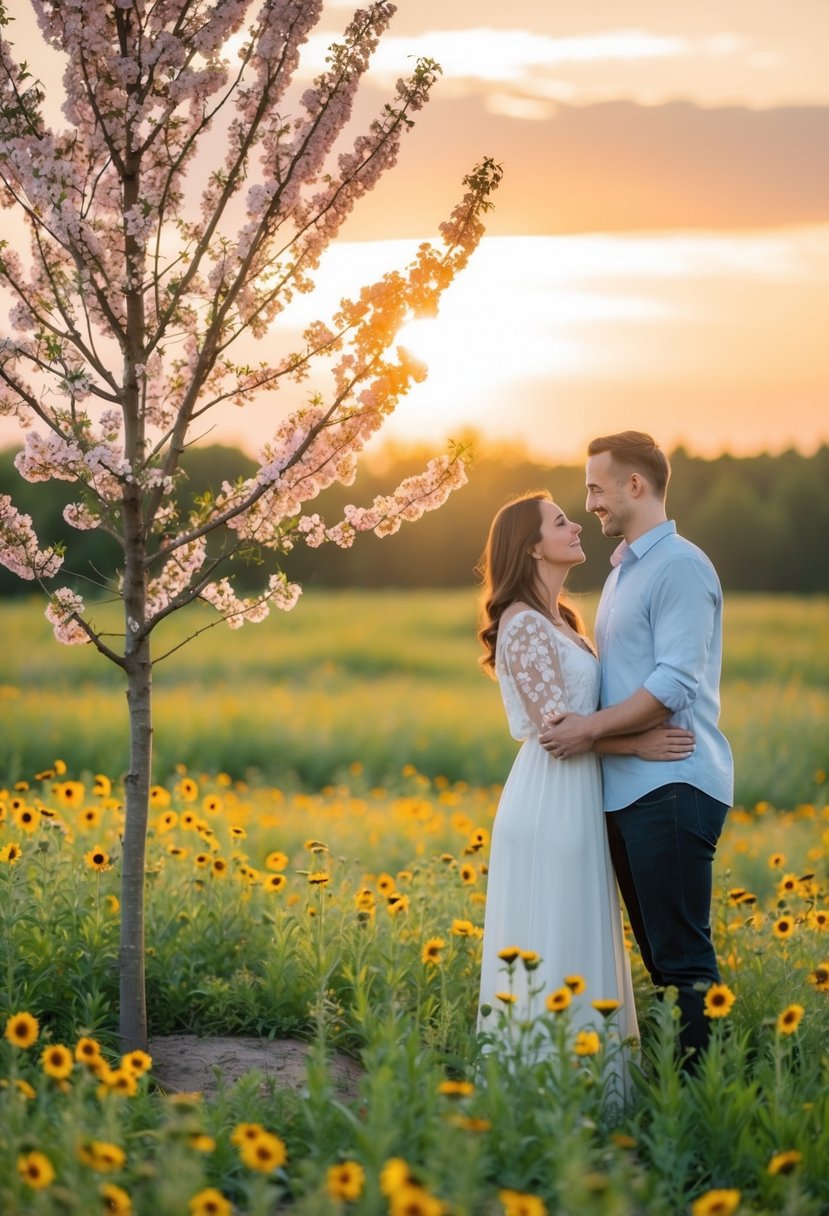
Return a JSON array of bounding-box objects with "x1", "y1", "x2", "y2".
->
[{"x1": 2, "y1": 439, "x2": 828, "y2": 597}]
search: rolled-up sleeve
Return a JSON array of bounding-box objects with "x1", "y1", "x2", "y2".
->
[{"x1": 642, "y1": 556, "x2": 718, "y2": 711}]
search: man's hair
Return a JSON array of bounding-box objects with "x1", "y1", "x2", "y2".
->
[{"x1": 587, "y1": 430, "x2": 671, "y2": 497}]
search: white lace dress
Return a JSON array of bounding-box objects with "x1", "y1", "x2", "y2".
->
[{"x1": 478, "y1": 609, "x2": 638, "y2": 1051}]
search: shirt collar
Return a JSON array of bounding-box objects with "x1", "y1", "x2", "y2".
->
[{"x1": 628, "y1": 519, "x2": 676, "y2": 560}]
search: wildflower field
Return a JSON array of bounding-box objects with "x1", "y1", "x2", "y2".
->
[{"x1": 1, "y1": 591, "x2": 828, "y2": 1214}]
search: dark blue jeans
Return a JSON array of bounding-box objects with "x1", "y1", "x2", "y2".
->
[{"x1": 605, "y1": 783, "x2": 729, "y2": 1063}]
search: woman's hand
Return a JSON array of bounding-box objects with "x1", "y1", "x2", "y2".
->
[{"x1": 634, "y1": 725, "x2": 695, "y2": 761}]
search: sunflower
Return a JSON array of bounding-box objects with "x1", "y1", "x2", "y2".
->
[
  {"x1": 545, "y1": 987, "x2": 572, "y2": 1014},
  {"x1": 238, "y1": 1130, "x2": 287, "y2": 1173},
  {"x1": 188, "y1": 1133, "x2": 216, "y2": 1153},
  {"x1": 564, "y1": 975, "x2": 586, "y2": 994},
  {"x1": 84, "y1": 846, "x2": 111, "y2": 872},
  {"x1": 211, "y1": 857, "x2": 228, "y2": 878},
  {"x1": 768, "y1": 852, "x2": 786, "y2": 868},
  {"x1": 451, "y1": 919, "x2": 477, "y2": 937},
  {"x1": 17, "y1": 1151, "x2": 55, "y2": 1190},
  {"x1": 149, "y1": 785, "x2": 172, "y2": 809},
  {"x1": 376, "y1": 871, "x2": 397, "y2": 894},
  {"x1": 121, "y1": 1049, "x2": 152, "y2": 1076},
  {"x1": 230, "y1": 1122, "x2": 265, "y2": 1146},
  {"x1": 573, "y1": 1030, "x2": 601, "y2": 1056},
  {"x1": 776, "y1": 1004, "x2": 805, "y2": 1035},
  {"x1": 459, "y1": 863, "x2": 477, "y2": 885},
  {"x1": 263, "y1": 873, "x2": 287, "y2": 893},
  {"x1": 202, "y1": 795, "x2": 223, "y2": 814},
  {"x1": 496, "y1": 991, "x2": 517, "y2": 1005},
  {"x1": 229, "y1": 825, "x2": 247, "y2": 839},
  {"x1": 75, "y1": 1036, "x2": 103, "y2": 1066},
  {"x1": 810, "y1": 908, "x2": 829, "y2": 931},
  {"x1": 307, "y1": 871, "x2": 330, "y2": 886},
  {"x1": 808, "y1": 962, "x2": 829, "y2": 991},
  {"x1": 79, "y1": 1141, "x2": 127, "y2": 1172},
  {"x1": 520, "y1": 950, "x2": 542, "y2": 971},
  {"x1": 380, "y1": 1157, "x2": 416, "y2": 1196},
  {"x1": 4, "y1": 1010, "x2": 39, "y2": 1048},
  {"x1": 99, "y1": 1068, "x2": 138, "y2": 1097},
  {"x1": 178, "y1": 778, "x2": 199, "y2": 802},
  {"x1": 497, "y1": 946, "x2": 522, "y2": 965},
  {"x1": 772, "y1": 916, "x2": 795, "y2": 939},
  {"x1": 389, "y1": 1184, "x2": 445, "y2": 1216},
  {"x1": 767, "y1": 1149, "x2": 803, "y2": 1176},
  {"x1": 0, "y1": 841, "x2": 23, "y2": 864},
  {"x1": 421, "y1": 937, "x2": 446, "y2": 966},
  {"x1": 188, "y1": 1188, "x2": 232, "y2": 1216},
  {"x1": 326, "y1": 1160, "x2": 366, "y2": 1201},
  {"x1": 265, "y1": 850, "x2": 289, "y2": 872},
  {"x1": 591, "y1": 999, "x2": 621, "y2": 1019},
  {"x1": 703, "y1": 983, "x2": 736, "y2": 1019},
  {"x1": 499, "y1": 1190, "x2": 548, "y2": 1216},
  {"x1": 41, "y1": 1043, "x2": 74, "y2": 1079},
  {"x1": 101, "y1": 1182, "x2": 132, "y2": 1214},
  {"x1": 690, "y1": 1188, "x2": 741, "y2": 1216},
  {"x1": 93, "y1": 774, "x2": 112, "y2": 798},
  {"x1": 81, "y1": 806, "x2": 103, "y2": 830},
  {"x1": 57, "y1": 781, "x2": 85, "y2": 809},
  {"x1": 438, "y1": 1079, "x2": 474, "y2": 1097},
  {"x1": 387, "y1": 893, "x2": 409, "y2": 915},
  {"x1": 12, "y1": 804, "x2": 40, "y2": 833}
]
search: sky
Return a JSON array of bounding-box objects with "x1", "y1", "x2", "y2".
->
[{"x1": 3, "y1": 0, "x2": 829, "y2": 463}]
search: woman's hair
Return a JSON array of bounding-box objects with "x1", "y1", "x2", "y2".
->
[
  {"x1": 587, "y1": 430, "x2": 671, "y2": 497},
  {"x1": 476, "y1": 490, "x2": 587, "y2": 676}
]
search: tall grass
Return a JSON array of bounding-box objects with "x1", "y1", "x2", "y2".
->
[{"x1": 1, "y1": 591, "x2": 827, "y2": 806}]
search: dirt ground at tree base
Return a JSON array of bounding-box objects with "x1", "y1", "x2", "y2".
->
[{"x1": 148, "y1": 1035, "x2": 363, "y2": 1102}]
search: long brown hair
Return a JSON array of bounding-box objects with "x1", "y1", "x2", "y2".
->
[{"x1": 476, "y1": 491, "x2": 587, "y2": 676}]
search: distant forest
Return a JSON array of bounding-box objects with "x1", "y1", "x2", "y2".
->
[{"x1": 2, "y1": 440, "x2": 828, "y2": 596}]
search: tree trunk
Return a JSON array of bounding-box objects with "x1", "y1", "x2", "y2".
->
[{"x1": 120, "y1": 639, "x2": 152, "y2": 1052}]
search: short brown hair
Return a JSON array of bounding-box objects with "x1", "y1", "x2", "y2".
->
[{"x1": 587, "y1": 430, "x2": 670, "y2": 497}]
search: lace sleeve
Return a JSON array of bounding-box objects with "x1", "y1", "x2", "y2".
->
[{"x1": 499, "y1": 613, "x2": 568, "y2": 733}]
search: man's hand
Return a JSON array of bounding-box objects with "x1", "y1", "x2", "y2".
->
[{"x1": 539, "y1": 712, "x2": 596, "y2": 759}]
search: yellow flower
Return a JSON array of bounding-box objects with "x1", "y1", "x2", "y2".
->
[
  {"x1": 767, "y1": 1149, "x2": 803, "y2": 1176},
  {"x1": 304, "y1": 838, "x2": 329, "y2": 853},
  {"x1": 85, "y1": 845, "x2": 112, "y2": 872},
  {"x1": 238, "y1": 1130, "x2": 287, "y2": 1173},
  {"x1": 326, "y1": 1160, "x2": 366, "y2": 1201},
  {"x1": 178, "y1": 778, "x2": 199, "y2": 802},
  {"x1": 75, "y1": 1036, "x2": 103, "y2": 1067},
  {"x1": 773, "y1": 915, "x2": 796, "y2": 939},
  {"x1": 459, "y1": 863, "x2": 477, "y2": 885},
  {"x1": 573, "y1": 1030, "x2": 601, "y2": 1056},
  {"x1": 78, "y1": 1140, "x2": 126, "y2": 1172},
  {"x1": 12, "y1": 803, "x2": 40, "y2": 833},
  {"x1": 451, "y1": 919, "x2": 477, "y2": 937},
  {"x1": 57, "y1": 780, "x2": 85, "y2": 809},
  {"x1": 545, "y1": 987, "x2": 572, "y2": 1014},
  {"x1": 265, "y1": 850, "x2": 289, "y2": 871},
  {"x1": 776, "y1": 1004, "x2": 805, "y2": 1035},
  {"x1": 389, "y1": 1183, "x2": 444, "y2": 1216},
  {"x1": 0, "y1": 840, "x2": 23, "y2": 864},
  {"x1": 188, "y1": 1134, "x2": 216, "y2": 1153},
  {"x1": 41, "y1": 1043, "x2": 74, "y2": 1079},
  {"x1": 438, "y1": 1079, "x2": 475, "y2": 1097},
  {"x1": 93, "y1": 774, "x2": 112, "y2": 798},
  {"x1": 101, "y1": 1182, "x2": 132, "y2": 1213},
  {"x1": 189, "y1": 1188, "x2": 232, "y2": 1216},
  {"x1": 564, "y1": 975, "x2": 586, "y2": 994},
  {"x1": 202, "y1": 795, "x2": 223, "y2": 814},
  {"x1": 121, "y1": 1049, "x2": 152, "y2": 1076},
  {"x1": 808, "y1": 962, "x2": 829, "y2": 991},
  {"x1": 497, "y1": 946, "x2": 522, "y2": 964},
  {"x1": 231, "y1": 1122, "x2": 264, "y2": 1146},
  {"x1": 150, "y1": 785, "x2": 171, "y2": 809},
  {"x1": 387, "y1": 893, "x2": 409, "y2": 915},
  {"x1": 520, "y1": 950, "x2": 542, "y2": 971},
  {"x1": 263, "y1": 873, "x2": 287, "y2": 893},
  {"x1": 496, "y1": 991, "x2": 517, "y2": 1005},
  {"x1": 690, "y1": 1188, "x2": 741, "y2": 1216},
  {"x1": 17, "y1": 1151, "x2": 55, "y2": 1190},
  {"x1": 380, "y1": 1157, "x2": 416, "y2": 1197},
  {"x1": 211, "y1": 857, "x2": 228, "y2": 878},
  {"x1": 421, "y1": 937, "x2": 446, "y2": 965},
  {"x1": 377, "y1": 871, "x2": 397, "y2": 894},
  {"x1": 499, "y1": 1189, "x2": 548, "y2": 1216},
  {"x1": 4, "y1": 1010, "x2": 39, "y2": 1048},
  {"x1": 307, "y1": 871, "x2": 330, "y2": 886},
  {"x1": 98, "y1": 1068, "x2": 138, "y2": 1097},
  {"x1": 768, "y1": 852, "x2": 786, "y2": 868},
  {"x1": 703, "y1": 983, "x2": 736, "y2": 1019},
  {"x1": 591, "y1": 999, "x2": 621, "y2": 1019}
]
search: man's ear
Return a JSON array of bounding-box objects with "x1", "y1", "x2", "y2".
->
[{"x1": 628, "y1": 473, "x2": 647, "y2": 498}]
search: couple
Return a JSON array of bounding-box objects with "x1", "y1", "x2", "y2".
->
[{"x1": 477, "y1": 431, "x2": 733, "y2": 1068}]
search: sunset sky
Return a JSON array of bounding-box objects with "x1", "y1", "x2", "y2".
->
[{"x1": 4, "y1": 0, "x2": 829, "y2": 463}]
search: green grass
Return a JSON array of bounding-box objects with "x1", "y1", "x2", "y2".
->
[{"x1": 0, "y1": 591, "x2": 827, "y2": 806}]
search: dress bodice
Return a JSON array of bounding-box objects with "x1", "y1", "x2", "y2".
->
[{"x1": 495, "y1": 609, "x2": 600, "y2": 741}]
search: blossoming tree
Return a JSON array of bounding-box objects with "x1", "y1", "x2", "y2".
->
[{"x1": 0, "y1": 0, "x2": 500, "y2": 1049}]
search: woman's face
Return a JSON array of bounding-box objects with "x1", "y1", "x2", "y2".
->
[{"x1": 530, "y1": 500, "x2": 585, "y2": 569}]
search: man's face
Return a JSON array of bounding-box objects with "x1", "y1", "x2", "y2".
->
[{"x1": 585, "y1": 451, "x2": 632, "y2": 538}]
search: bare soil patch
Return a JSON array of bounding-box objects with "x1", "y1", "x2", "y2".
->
[{"x1": 148, "y1": 1035, "x2": 362, "y2": 1102}]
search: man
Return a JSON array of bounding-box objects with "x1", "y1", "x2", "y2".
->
[{"x1": 540, "y1": 430, "x2": 733, "y2": 1064}]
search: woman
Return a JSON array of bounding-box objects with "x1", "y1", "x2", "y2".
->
[{"x1": 476, "y1": 491, "x2": 694, "y2": 1055}]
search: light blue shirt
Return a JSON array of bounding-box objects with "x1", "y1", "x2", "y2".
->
[{"x1": 595, "y1": 520, "x2": 733, "y2": 812}]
